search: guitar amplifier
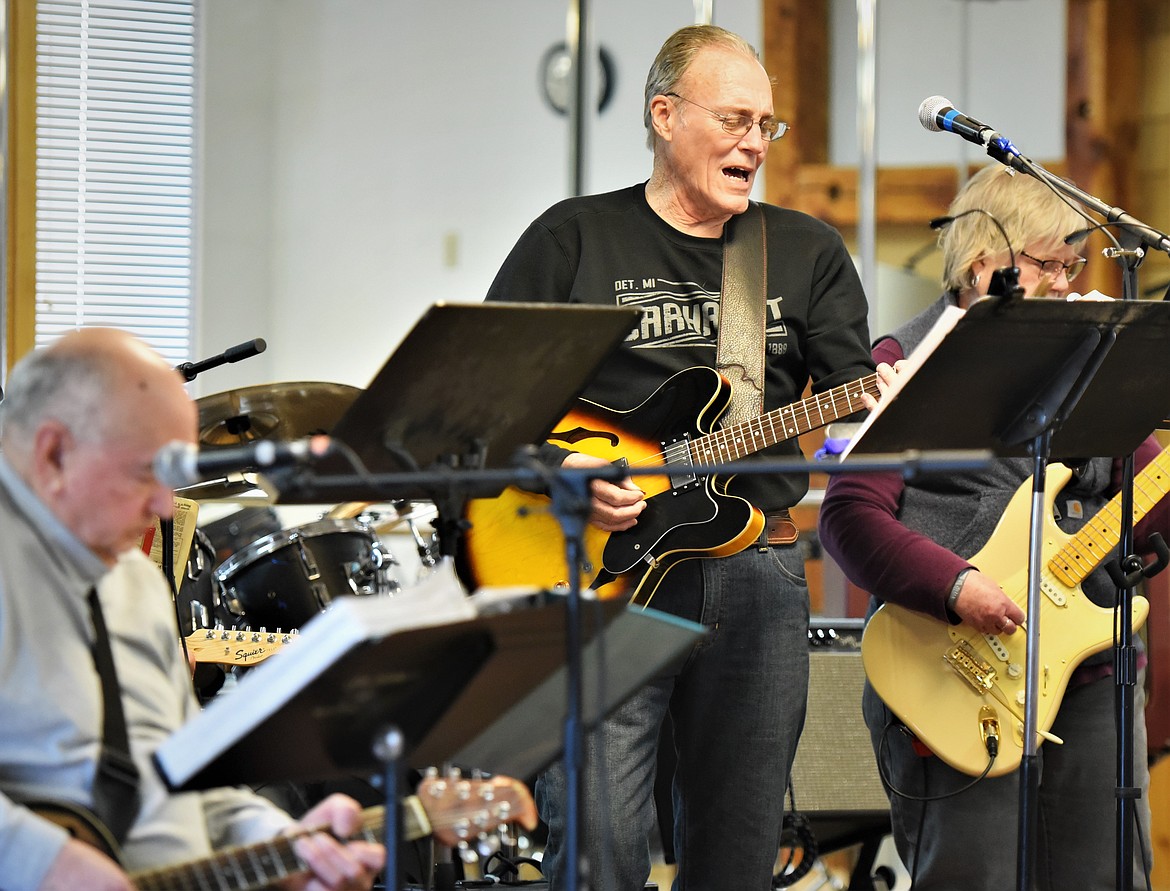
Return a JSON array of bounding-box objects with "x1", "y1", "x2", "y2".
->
[{"x1": 788, "y1": 617, "x2": 890, "y2": 852}]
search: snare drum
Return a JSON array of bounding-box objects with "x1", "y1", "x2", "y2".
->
[{"x1": 214, "y1": 518, "x2": 397, "y2": 630}]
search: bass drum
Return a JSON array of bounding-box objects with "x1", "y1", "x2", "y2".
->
[{"x1": 214, "y1": 518, "x2": 398, "y2": 631}]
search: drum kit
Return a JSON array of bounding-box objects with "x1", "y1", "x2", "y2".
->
[{"x1": 173, "y1": 380, "x2": 441, "y2": 663}]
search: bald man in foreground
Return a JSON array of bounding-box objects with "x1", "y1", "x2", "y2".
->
[{"x1": 0, "y1": 328, "x2": 384, "y2": 891}]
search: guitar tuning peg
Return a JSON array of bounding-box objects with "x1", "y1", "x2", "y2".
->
[
  {"x1": 474, "y1": 833, "x2": 501, "y2": 859},
  {"x1": 457, "y1": 840, "x2": 479, "y2": 864}
]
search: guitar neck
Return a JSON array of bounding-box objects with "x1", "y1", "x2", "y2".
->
[
  {"x1": 692, "y1": 373, "x2": 880, "y2": 464},
  {"x1": 131, "y1": 804, "x2": 402, "y2": 891},
  {"x1": 1048, "y1": 446, "x2": 1170, "y2": 587}
]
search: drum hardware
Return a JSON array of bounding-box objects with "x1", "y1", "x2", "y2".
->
[
  {"x1": 189, "y1": 600, "x2": 211, "y2": 632},
  {"x1": 407, "y1": 516, "x2": 440, "y2": 571},
  {"x1": 175, "y1": 529, "x2": 221, "y2": 637},
  {"x1": 326, "y1": 499, "x2": 439, "y2": 582},
  {"x1": 185, "y1": 543, "x2": 212, "y2": 631},
  {"x1": 187, "y1": 539, "x2": 206, "y2": 581},
  {"x1": 292, "y1": 533, "x2": 322, "y2": 583},
  {"x1": 347, "y1": 539, "x2": 391, "y2": 595}
]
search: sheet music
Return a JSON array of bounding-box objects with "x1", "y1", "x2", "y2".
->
[
  {"x1": 154, "y1": 559, "x2": 476, "y2": 787},
  {"x1": 839, "y1": 303, "x2": 966, "y2": 460},
  {"x1": 139, "y1": 496, "x2": 199, "y2": 587}
]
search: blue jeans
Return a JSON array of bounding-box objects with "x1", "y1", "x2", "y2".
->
[
  {"x1": 536, "y1": 543, "x2": 811, "y2": 890},
  {"x1": 864, "y1": 667, "x2": 1152, "y2": 890}
]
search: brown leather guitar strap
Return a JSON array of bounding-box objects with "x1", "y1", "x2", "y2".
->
[{"x1": 715, "y1": 201, "x2": 767, "y2": 428}]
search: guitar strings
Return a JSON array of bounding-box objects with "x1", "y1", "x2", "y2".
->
[{"x1": 616, "y1": 373, "x2": 881, "y2": 471}]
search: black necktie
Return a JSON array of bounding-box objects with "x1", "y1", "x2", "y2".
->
[{"x1": 86, "y1": 587, "x2": 141, "y2": 844}]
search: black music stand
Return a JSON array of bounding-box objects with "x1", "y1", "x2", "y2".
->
[
  {"x1": 844, "y1": 294, "x2": 1170, "y2": 889},
  {"x1": 255, "y1": 300, "x2": 643, "y2": 891},
  {"x1": 273, "y1": 301, "x2": 640, "y2": 505},
  {"x1": 153, "y1": 580, "x2": 704, "y2": 889}
]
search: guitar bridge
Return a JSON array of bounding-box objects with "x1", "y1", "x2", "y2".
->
[
  {"x1": 944, "y1": 640, "x2": 997, "y2": 694},
  {"x1": 662, "y1": 437, "x2": 699, "y2": 491}
]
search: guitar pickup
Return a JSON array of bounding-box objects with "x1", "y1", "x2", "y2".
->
[
  {"x1": 662, "y1": 437, "x2": 698, "y2": 491},
  {"x1": 1039, "y1": 575, "x2": 1067, "y2": 607},
  {"x1": 944, "y1": 640, "x2": 997, "y2": 694}
]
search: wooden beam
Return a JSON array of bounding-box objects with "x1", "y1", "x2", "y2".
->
[
  {"x1": 763, "y1": 0, "x2": 827, "y2": 210},
  {"x1": 6, "y1": 0, "x2": 37, "y2": 369},
  {"x1": 761, "y1": 3, "x2": 1073, "y2": 235},
  {"x1": 787, "y1": 164, "x2": 961, "y2": 228},
  {"x1": 1066, "y1": 0, "x2": 1144, "y2": 300}
]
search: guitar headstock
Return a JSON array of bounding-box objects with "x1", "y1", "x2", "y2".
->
[
  {"x1": 414, "y1": 771, "x2": 538, "y2": 848},
  {"x1": 184, "y1": 627, "x2": 296, "y2": 666}
]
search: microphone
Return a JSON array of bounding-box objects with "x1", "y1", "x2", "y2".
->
[
  {"x1": 176, "y1": 338, "x2": 267, "y2": 383},
  {"x1": 154, "y1": 435, "x2": 334, "y2": 489},
  {"x1": 918, "y1": 95, "x2": 1020, "y2": 158}
]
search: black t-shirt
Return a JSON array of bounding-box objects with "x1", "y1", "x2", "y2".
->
[{"x1": 486, "y1": 183, "x2": 875, "y2": 511}]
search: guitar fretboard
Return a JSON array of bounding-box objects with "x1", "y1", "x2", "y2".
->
[
  {"x1": 1049, "y1": 447, "x2": 1170, "y2": 587},
  {"x1": 132, "y1": 806, "x2": 390, "y2": 891},
  {"x1": 690, "y1": 373, "x2": 881, "y2": 465}
]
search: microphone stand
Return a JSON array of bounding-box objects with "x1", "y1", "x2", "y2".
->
[
  {"x1": 175, "y1": 337, "x2": 267, "y2": 383},
  {"x1": 1084, "y1": 224, "x2": 1168, "y2": 891},
  {"x1": 271, "y1": 449, "x2": 994, "y2": 891},
  {"x1": 981, "y1": 145, "x2": 1170, "y2": 891},
  {"x1": 166, "y1": 338, "x2": 268, "y2": 663}
]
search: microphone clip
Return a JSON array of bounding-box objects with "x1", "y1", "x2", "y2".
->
[{"x1": 987, "y1": 266, "x2": 1024, "y2": 301}]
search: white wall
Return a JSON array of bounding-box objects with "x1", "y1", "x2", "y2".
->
[
  {"x1": 197, "y1": 1, "x2": 762, "y2": 395},
  {"x1": 830, "y1": 0, "x2": 1066, "y2": 169},
  {"x1": 196, "y1": 1, "x2": 1065, "y2": 396}
]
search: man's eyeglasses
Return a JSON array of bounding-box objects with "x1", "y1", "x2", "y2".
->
[
  {"x1": 665, "y1": 93, "x2": 789, "y2": 142},
  {"x1": 1019, "y1": 250, "x2": 1087, "y2": 282}
]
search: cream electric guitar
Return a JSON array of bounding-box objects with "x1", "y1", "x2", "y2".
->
[{"x1": 863, "y1": 447, "x2": 1170, "y2": 777}]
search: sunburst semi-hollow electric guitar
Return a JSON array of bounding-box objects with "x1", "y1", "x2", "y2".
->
[
  {"x1": 34, "y1": 772, "x2": 536, "y2": 891},
  {"x1": 461, "y1": 365, "x2": 879, "y2": 606},
  {"x1": 863, "y1": 445, "x2": 1170, "y2": 777}
]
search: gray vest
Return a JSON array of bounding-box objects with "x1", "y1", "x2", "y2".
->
[{"x1": 885, "y1": 296, "x2": 1117, "y2": 607}]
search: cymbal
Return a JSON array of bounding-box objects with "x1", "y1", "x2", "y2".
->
[
  {"x1": 174, "y1": 473, "x2": 273, "y2": 503},
  {"x1": 196, "y1": 381, "x2": 361, "y2": 446},
  {"x1": 325, "y1": 499, "x2": 437, "y2": 533}
]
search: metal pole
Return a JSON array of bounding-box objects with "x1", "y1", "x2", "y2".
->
[
  {"x1": 856, "y1": 0, "x2": 878, "y2": 302},
  {"x1": 566, "y1": 0, "x2": 591, "y2": 197}
]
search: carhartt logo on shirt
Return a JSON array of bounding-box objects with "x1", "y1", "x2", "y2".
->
[{"x1": 615, "y1": 282, "x2": 789, "y2": 349}]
